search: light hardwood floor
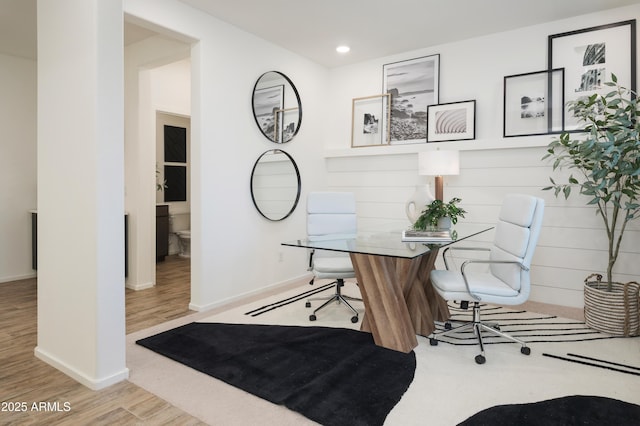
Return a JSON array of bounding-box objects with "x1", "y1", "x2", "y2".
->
[{"x1": 0, "y1": 255, "x2": 204, "y2": 425}]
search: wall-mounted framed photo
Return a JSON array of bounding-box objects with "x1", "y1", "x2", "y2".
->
[
  {"x1": 427, "y1": 100, "x2": 475, "y2": 142},
  {"x1": 382, "y1": 54, "x2": 440, "y2": 145},
  {"x1": 351, "y1": 93, "x2": 391, "y2": 147},
  {"x1": 503, "y1": 68, "x2": 565, "y2": 137},
  {"x1": 548, "y1": 19, "x2": 636, "y2": 132}
]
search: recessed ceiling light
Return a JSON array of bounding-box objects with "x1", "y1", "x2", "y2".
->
[{"x1": 336, "y1": 45, "x2": 350, "y2": 54}]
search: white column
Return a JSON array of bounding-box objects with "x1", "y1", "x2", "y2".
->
[{"x1": 36, "y1": 0, "x2": 128, "y2": 389}]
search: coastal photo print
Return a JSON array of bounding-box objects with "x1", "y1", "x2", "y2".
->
[
  {"x1": 351, "y1": 93, "x2": 391, "y2": 147},
  {"x1": 548, "y1": 20, "x2": 636, "y2": 131},
  {"x1": 253, "y1": 84, "x2": 284, "y2": 141},
  {"x1": 383, "y1": 54, "x2": 439, "y2": 144},
  {"x1": 503, "y1": 68, "x2": 564, "y2": 137}
]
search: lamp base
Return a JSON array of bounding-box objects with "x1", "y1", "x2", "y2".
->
[
  {"x1": 434, "y1": 176, "x2": 444, "y2": 201},
  {"x1": 406, "y1": 184, "x2": 434, "y2": 224}
]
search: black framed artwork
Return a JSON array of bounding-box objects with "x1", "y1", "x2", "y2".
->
[
  {"x1": 427, "y1": 100, "x2": 475, "y2": 142},
  {"x1": 503, "y1": 68, "x2": 564, "y2": 137},
  {"x1": 383, "y1": 54, "x2": 440, "y2": 144},
  {"x1": 548, "y1": 20, "x2": 636, "y2": 131}
]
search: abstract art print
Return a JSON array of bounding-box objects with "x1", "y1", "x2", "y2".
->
[
  {"x1": 351, "y1": 94, "x2": 391, "y2": 147},
  {"x1": 548, "y1": 20, "x2": 636, "y2": 131},
  {"x1": 427, "y1": 100, "x2": 475, "y2": 142},
  {"x1": 383, "y1": 55, "x2": 439, "y2": 144},
  {"x1": 503, "y1": 69, "x2": 564, "y2": 137}
]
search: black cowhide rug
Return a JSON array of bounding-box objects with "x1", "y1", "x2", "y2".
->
[
  {"x1": 459, "y1": 395, "x2": 640, "y2": 426},
  {"x1": 137, "y1": 322, "x2": 415, "y2": 426}
]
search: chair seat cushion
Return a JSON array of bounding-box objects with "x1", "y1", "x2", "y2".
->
[
  {"x1": 313, "y1": 257, "x2": 355, "y2": 280},
  {"x1": 430, "y1": 270, "x2": 519, "y2": 303}
]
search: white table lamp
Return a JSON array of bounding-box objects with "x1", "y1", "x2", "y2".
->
[{"x1": 418, "y1": 150, "x2": 460, "y2": 201}]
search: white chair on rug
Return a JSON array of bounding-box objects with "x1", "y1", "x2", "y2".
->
[
  {"x1": 429, "y1": 194, "x2": 545, "y2": 364},
  {"x1": 305, "y1": 192, "x2": 361, "y2": 323}
]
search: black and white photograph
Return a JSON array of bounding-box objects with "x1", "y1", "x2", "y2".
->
[
  {"x1": 351, "y1": 94, "x2": 390, "y2": 147},
  {"x1": 549, "y1": 20, "x2": 636, "y2": 131},
  {"x1": 427, "y1": 100, "x2": 475, "y2": 142},
  {"x1": 383, "y1": 54, "x2": 439, "y2": 144},
  {"x1": 521, "y1": 95, "x2": 545, "y2": 118},
  {"x1": 253, "y1": 85, "x2": 284, "y2": 139},
  {"x1": 363, "y1": 113, "x2": 379, "y2": 134},
  {"x1": 504, "y1": 68, "x2": 564, "y2": 137}
]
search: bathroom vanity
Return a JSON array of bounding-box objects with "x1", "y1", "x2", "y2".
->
[{"x1": 156, "y1": 205, "x2": 169, "y2": 262}]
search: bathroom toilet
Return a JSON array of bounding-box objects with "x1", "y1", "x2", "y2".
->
[{"x1": 176, "y1": 230, "x2": 191, "y2": 258}]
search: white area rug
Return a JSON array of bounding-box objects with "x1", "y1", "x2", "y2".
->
[{"x1": 127, "y1": 281, "x2": 640, "y2": 425}]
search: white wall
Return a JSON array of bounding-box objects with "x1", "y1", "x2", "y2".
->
[
  {"x1": 324, "y1": 4, "x2": 640, "y2": 308},
  {"x1": 125, "y1": 0, "x2": 329, "y2": 310},
  {"x1": 0, "y1": 53, "x2": 36, "y2": 283}
]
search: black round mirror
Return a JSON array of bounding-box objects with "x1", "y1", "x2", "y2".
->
[
  {"x1": 250, "y1": 149, "x2": 301, "y2": 221},
  {"x1": 252, "y1": 71, "x2": 302, "y2": 143}
]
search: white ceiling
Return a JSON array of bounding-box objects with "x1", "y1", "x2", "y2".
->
[
  {"x1": 3, "y1": 0, "x2": 640, "y2": 66},
  {"x1": 177, "y1": 0, "x2": 640, "y2": 67}
]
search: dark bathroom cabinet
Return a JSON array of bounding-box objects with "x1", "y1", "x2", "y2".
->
[{"x1": 156, "y1": 204, "x2": 169, "y2": 262}]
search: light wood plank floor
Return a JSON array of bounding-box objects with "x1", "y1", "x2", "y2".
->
[{"x1": 0, "y1": 255, "x2": 204, "y2": 425}]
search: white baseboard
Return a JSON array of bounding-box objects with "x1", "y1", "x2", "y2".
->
[
  {"x1": 188, "y1": 273, "x2": 312, "y2": 312},
  {"x1": 125, "y1": 281, "x2": 154, "y2": 291},
  {"x1": 34, "y1": 346, "x2": 129, "y2": 390},
  {"x1": 0, "y1": 272, "x2": 37, "y2": 283}
]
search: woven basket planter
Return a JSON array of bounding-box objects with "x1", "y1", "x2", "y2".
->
[{"x1": 583, "y1": 274, "x2": 640, "y2": 337}]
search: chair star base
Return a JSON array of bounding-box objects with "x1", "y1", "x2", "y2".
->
[
  {"x1": 306, "y1": 278, "x2": 360, "y2": 323},
  {"x1": 429, "y1": 301, "x2": 531, "y2": 364}
]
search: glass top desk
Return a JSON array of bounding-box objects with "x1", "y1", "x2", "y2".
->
[{"x1": 283, "y1": 227, "x2": 492, "y2": 353}]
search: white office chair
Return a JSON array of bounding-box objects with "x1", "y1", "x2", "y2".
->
[
  {"x1": 429, "y1": 194, "x2": 545, "y2": 364},
  {"x1": 305, "y1": 192, "x2": 361, "y2": 323}
]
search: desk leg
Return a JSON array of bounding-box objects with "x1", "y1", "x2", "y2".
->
[
  {"x1": 350, "y1": 253, "x2": 418, "y2": 353},
  {"x1": 352, "y1": 249, "x2": 450, "y2": 353},
  {"x1": 398, "y1": 249, "x2": 450, "y2": 337}
]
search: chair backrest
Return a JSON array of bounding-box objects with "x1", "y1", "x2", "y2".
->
[
  {"x1": 490, "y1": 194, "x2": 545, "y2": 295},
  {"x1": 307, "y1": 192, "x2": 357, "y2": 241}
]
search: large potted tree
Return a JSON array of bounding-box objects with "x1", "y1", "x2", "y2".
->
[{"x1": 543, "y1": 75, "x2": 640, "y2": 336}]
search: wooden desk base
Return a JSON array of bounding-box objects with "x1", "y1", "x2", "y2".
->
[{"x1": 350, "y1": 249, "x2": 450, "y2": 353}]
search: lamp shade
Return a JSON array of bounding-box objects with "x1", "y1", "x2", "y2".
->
[{"x1": 418, "y1": 150, "x2": 460, "y2": 176}]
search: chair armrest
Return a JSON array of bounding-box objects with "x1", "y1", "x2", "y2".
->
[
  {"x1": 460, "y1": 259, "x2": 528, "y2": 301},
  {"x1": 442, "y1": 246, "x2": 490, "y2": 270}
]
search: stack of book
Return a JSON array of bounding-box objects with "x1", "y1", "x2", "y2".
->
[{"x1": 401, "y1": 229, "x2": 452, "y2": 243}]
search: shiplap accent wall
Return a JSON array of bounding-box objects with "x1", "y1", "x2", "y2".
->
[{"x1": 326, "y1": 147, "x2": 640, "y2": 308}]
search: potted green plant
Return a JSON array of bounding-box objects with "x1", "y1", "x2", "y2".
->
[
  {"x1": 413, "y1": 197, "x2": 466, "y2": 230},
  {"x1": 543, "y1": 74, "x2": 640, "y2": 336}
]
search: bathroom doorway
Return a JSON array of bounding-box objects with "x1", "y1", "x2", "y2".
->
[{"x1": 156, "y1": 112, "x2": 191, "y2": 266}]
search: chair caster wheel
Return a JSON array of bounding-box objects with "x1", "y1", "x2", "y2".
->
[
  {"x1": 305, "y1": 302, "x2": 311, "y2": 308},
  {"x1": 444, "y1": 322, "x2": 452, "y2": 330},
  {"x1": 475, "y1": 355, "x2": 486, "y2": 364},
  {"x1": 351, "y1": 316, "x2": 358, "y2": 323},
  {"x1": 429, "y1": 338, "x2": 438, "y2": 346},
  {"x1": 309, "y1": 314, "x2": 317, "y2": 321},
  {"x1": 521, "y1": 346, "x2": 531, "y2": 355}
]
